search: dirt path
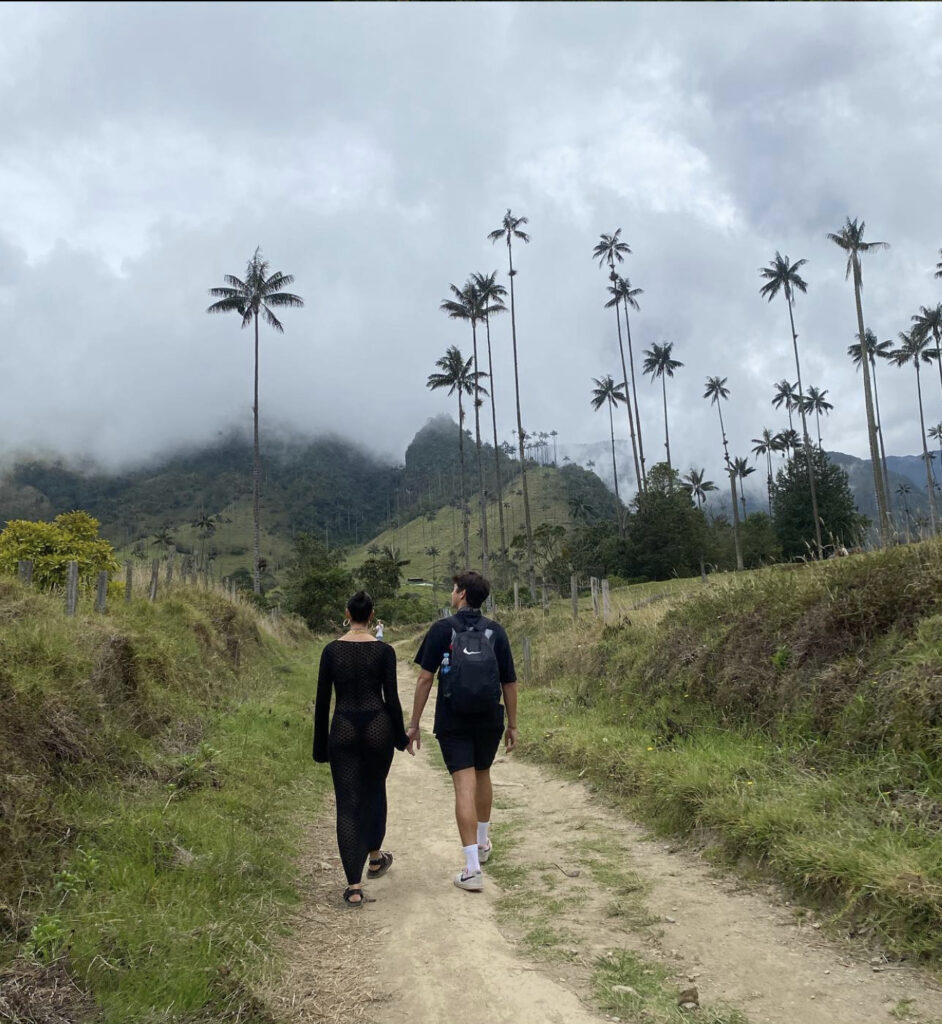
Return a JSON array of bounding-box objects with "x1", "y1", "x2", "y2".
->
[{"x1": 271, "y1": 660, "x2": 942, "y2": 1024}]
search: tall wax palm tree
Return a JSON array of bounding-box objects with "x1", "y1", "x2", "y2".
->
[
  {"x1": 896, "y1": 482, "x2": 913, "y2": 540},
  {"x1": 771, "y1": 379, "x2": 799, "y2": 433},
  {"x1": 489, "y1": 209, "x2": 536, "y2": 598},
  {"x1": 775, "y1": 428, "x2": 801, "y2": 457},
  {"x1": 683, "y1": 468, "x2": 717, "y2": 511},
  {"x1": 425, "y1": 545, "x2": 440, "y2": 590},
  {"x1": 759, "y1": 253, "x2": 822, "y2": 555},
  {"x1": 207, "y1": 247, "x2": 303, "y2": 593},
  {"x1": 605, "y1": 273, "x2": 647, "y2": 489},
  {"x1": 594, "y1": 231, "x2": 642, "y2": 491},
  {"x1": 911, "y1": 304, "x2": 942, "y2": 410},
  {"x1": 441, "y1": 279, "x2": 491, "y2": 577},
  {"x1": 426, "y1": 345, "x2": 488, "y2": 565},
  {"x1": 751, "y1": 428, "x2": 781, "y2": 514},
  {"x1": 827, "y1": 217, "x2": 890, "y2": 543},
  {"x1": 800, "y1": 386, "x2": 834, "y2": 448},
  {"x1": 703, "y1": 375, "x2": 743, "y2": 570},
  {"x1": 849, "y1": 330, "x2": 894, "y2": 512},
  {"x1": 471, "y1": 271, "x2": 510, "y2": 561},
  {"x1": 929, "y1": 424, "x2": 942, "y2": 476},
  {"x1": 732, "y1": 456, "x2": 756, "y2": 517},
  {"x1": 590, "y1": 375, "x2": 627, "y2": 504},
  {"x1": 891, "y1": 330, "x2": 938, "y2": 533},
  {"x1": 642, "y1": 342, "x2": 683, "y2": 477}
]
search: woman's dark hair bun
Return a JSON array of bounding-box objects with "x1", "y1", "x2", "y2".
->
[{"x1": 346, "y1": 590, "x2": 374, "y2": 624}]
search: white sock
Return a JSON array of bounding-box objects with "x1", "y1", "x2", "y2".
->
[
  {"x1": 477, "y1": 822, "x2": 490, "y2": 848},
  {"x1": 463, "y1": 843, "x2": 481, "y2": 874}
]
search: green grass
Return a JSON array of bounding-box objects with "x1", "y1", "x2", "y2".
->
[
  {"x1": 505, "y1": 540, "x2": 942, "y2": 961},
  {"x1": 0, "y1": 576, "x2": 328, "y2": 1021}
]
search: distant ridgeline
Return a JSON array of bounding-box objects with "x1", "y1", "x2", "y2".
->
[{"x1": 0, "y1": 416, "x2": 610, "y2": 555}]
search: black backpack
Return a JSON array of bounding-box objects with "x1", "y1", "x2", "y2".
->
[{"x1": 441, "y1": 615, "x2": 502, "y2": 714}]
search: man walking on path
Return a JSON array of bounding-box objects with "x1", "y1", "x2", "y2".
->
[{"x1": 407, "y1": 570, "x2": 518, "y2": 892}]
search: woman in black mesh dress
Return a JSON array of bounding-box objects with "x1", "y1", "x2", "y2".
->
[{"x1": 313, "y1": 591, "x2": 410, "y2": 905}]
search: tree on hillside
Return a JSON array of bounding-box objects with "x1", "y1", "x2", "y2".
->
[
  {"x1": 703, "y1": 375, "x2": 743, "y2": 570},
  {"x1": 800, "y1": 386, "x2": 833, "y2": 448},
  {"x1": 425, "y1": 544, "x2": 440, "y2": 589},
  {"x1": 471, "y1": 270, "x2": 509, "y2": 562},
  {"x1": 206, "y1": 248, "x2": 303, "y2": 593},
  {"x1": 827, "y1": 217, "x2": 890, "y2": 543},
  {"x1": 284, "y1": 533, "x2": 352, "y2": 630},
  {"x1": 759, "y1": 252, "x2": 823, "y2": 557},
  {"x1": 589, "y1": 375, "x2": 627, "y2": 505},
  {"x1": 426, "y1": 345, "x2": 487, "y2": 566},
  {"x1": 896, "y1": 482, "x2": 913, "y2": 539},
  {"x1": 625, "y1": 462, "x2": 706, "y2": 580},
  {"x1": 441, "y1": 279, "x2": 491, "y2": 577},
  {"x1": 771, "y1": 447, "x2": 864, "y2": 558},
  {"x1": 594, "y1": 231, "x2": 642, "y2": 492},
  {"x1": 751, "y1": 428, "x2": 782, "y2": 514},
  {"x1": 848, "y1": 330, "x2": 893, "y2": 512},
  {"x1": 732, "y1": 456, "x2": 756, "y2": 517},
  {"x1": 488, "y1": 208, "x2": 536, "y2": 598},
  {"x1": 929, "y1": 424, "x2": 942, "y2": 478},
  {"x1": 682, "y1": 467, "x2": 717, "y2": 511},
  {"x1": 911, "y1": 304, "x2": 942, "y2": 411},
  {"x1": 891, "y1": 329, "x2": 938, "y2": 534},
  {"x1": 771, "y1": 379, "x2": 799, "y2": 434},
  {"x1": 642, "y1": 342, "x2": 683, "y2": 479}
]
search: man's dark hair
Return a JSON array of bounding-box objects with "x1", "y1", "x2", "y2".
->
[
  {"x1": 453, "y1": 571, "x2": 489, "y2": 609},
  {"x1": 346, "y1": 590, "x2": 374, "y2": 623}
]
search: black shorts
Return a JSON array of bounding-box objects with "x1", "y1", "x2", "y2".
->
[{"x1": 437, "y1": 721, "x2": 504, "y2": 774}]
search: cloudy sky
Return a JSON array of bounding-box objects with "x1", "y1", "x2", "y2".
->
[{"x1": 1, "y1": 1, "x2": 941, "y2": 490}]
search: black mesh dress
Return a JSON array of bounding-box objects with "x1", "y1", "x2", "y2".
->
[{"x1": 313, "y1": 641, "x2": 408, "y2": 886}]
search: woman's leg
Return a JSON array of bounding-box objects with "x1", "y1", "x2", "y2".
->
[{"x1": 329, "y1": 718, "x2": 370, "y2": 895}]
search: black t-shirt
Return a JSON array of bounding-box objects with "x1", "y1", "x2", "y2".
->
[{"x1": 414, "y1": 607, "x2": 516, "y2": 733}]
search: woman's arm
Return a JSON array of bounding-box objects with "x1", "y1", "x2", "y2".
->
[
  {"x1": 312, "y1": 645, "x2": 333, "y2": 762},
  {"x1": 382, "y1": 646, "x2": 410, "y2": 751}
]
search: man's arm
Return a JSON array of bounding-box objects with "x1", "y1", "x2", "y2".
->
[
  {"x1": 501, "y1": 681, "x2": 518, "y2": 752},
  {"x1": 407, "y1": 669, "x2": 435, "y2": 751}
]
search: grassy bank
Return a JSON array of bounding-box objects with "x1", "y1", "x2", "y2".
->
[
  {"x1": 0, "y1": 579, "x2": 327, "y2": 1021},
  {"x1": 505, "y1": 543, "x2": 942, "y2": 961}
]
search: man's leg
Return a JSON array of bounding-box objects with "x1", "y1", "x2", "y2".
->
[
  {"x1": 474, "y1": 768, "x2": 492, "y2": 824},
  {"x1": 452, "y1": 767, "x2": 478, "y2": 847}
]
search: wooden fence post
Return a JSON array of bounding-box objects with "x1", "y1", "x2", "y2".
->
[
  {"x1": 125, "y1": 562, "x2": 133, "y2": 603},
  {"x1": 541, "y1": 584, "x2": 548, "y2": 613},
  {"x1": 523, "y1": 636, "x2": 532, "y2": 684},
  {"x1": 148, "y1": 560, "x2": 159, "y2": 602},
  {"x1": 65, "y1": 561, "x2": 79, "y2": 617},
  {"x1": 570, "y1": 574, "x2": 579, "y2": 621},
  {"x1": 17, "y1": 560, "x2": 33, "y2": 585},
  {"x1": 95, "y1": 571, "x2": 108, "y2": 613},
  {"x1": 590, "y1": 576, "x2": 600, "y2": 617},
  {"x1": 601, "y1": 578, "x2": 611, "y2": 622},
  {"x1": 165, "y1": 549, "x2": 175, "y2": 587},
  {"x1": 513, "y1": 581, "x2": 520, "y2": 611}
]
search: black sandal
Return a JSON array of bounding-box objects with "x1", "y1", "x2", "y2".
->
[
  {"x1": 343, "y1": 886, "x2": 365, "y2": 906},
  {"x1": 367, "y1": 851, "x2": 393, "y2": 878}
]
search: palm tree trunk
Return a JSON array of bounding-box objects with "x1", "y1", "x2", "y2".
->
[
  {"x1": 457, "y1": 393, "x2": 470, "y2": 565},
  {"x1": 871, "y1": 358, "x2": 892, "y2": 521},
  {"x1": 611, "y1": 293, "x2": 641, "y2": 491},
  {"x1": 622, "y1": 298, "x2": 647, "y2": 490},
  {"x1": 766, "y1": 449, "x2": 773, "y2": 515},
  {"x1": 470, "y1": 318, "x2": 489, "y2": 578},
  {"x1": 740, "y1": 479, "x2": 747, "y2": 518},
  {"x1": 661, "y1": 375, "x2": 672, "y2": 477},
  {"x1": 507, "y1": 242, "x2": 536, "y2": 600},
  {"x1": 252, "y1": 311, "x2": 262, "y2": 595},
  {"x1": 816, "y1": 409, "x2": 822, "y2": 448},
  {"x1": 785, "y1": 293, "x2": 823, "y2": 558},
  {"x1": 934, "y1": 327, "x2": 942, "y2": 409},
  {"x1": 914, "y1": 363, "x2": 938, "y2": 534},
  {"x1": 484, "y1": 313, "x2": 507, "y2": 560},
  {"x1": 716, "y1": 403, "x2": 743, "y2": 570},
  {"x1": 608, "y1": 402, "x2": 620, "y2": 503},
  {"x1": 852, "y1": 259, "x2": 891, "y2": 544}
]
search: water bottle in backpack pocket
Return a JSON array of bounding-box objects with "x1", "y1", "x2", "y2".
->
[{"x1": 441, "y1": 616, "x2": 502, "y2": 715}]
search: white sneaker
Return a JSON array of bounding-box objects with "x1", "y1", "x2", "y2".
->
[
  {"x1": 454, "y1": 869, "x2": 484, "y2": 892},
  {"x1": 478, "y1": 839, "x2": 493, "y2": 864}
]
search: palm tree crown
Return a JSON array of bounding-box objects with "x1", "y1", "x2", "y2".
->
[
  {"x1": 642, "y1": 342, "x2": 683, "y2": 381},
  {"x1": 207, "y1": 247, "x2": 304, "y2": 328},
  {"x1": 683, "y1": 467, "x2": 716, "y2": 511},
  {"x1": 427, "y1": 346, "x2": 488, "y2": 402},
  {"x1": 827, "y1": 217, "x2": 889, "y2": 280},
  {"x1": 758, "y1": 252, "x2": 808, "y2": 304},
  {"x1": 590, "y1": 374, "x2": 627, "y2": 412},
  {"x1": 848, "y1": 329, "x2": 893, "y2": 366},
  {"x1": 592, "y1": 229, "x2": 631, "y2": 276},
  {"x1": 487, "y1": 210, "x2": 530, "y2": 268},
  {"x1": 604, "y1": 275, "x2": 643, "y2": 312}
]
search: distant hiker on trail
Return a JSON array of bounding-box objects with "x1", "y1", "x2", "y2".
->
[
  {"x1": 313, "y1": 591, "x2": 412, "y2": 906},
  {"x1": 407, "y1": 570, "x2": 518, "y2": 892},
  {"x1": 374, "y1": 619, "x2": 384, "y2": 641}
]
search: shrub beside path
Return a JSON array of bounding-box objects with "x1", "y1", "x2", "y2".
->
[{"x1": 272, "y1": 660, "x2": 942, "y2": 1024}]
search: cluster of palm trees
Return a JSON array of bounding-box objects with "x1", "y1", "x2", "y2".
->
[
  {"x1": 428, "y1": 210, "x2": 539, "y2": 598},
  {"x1": 587, "y1": 217, "x2": 942, "y2": 561}
]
